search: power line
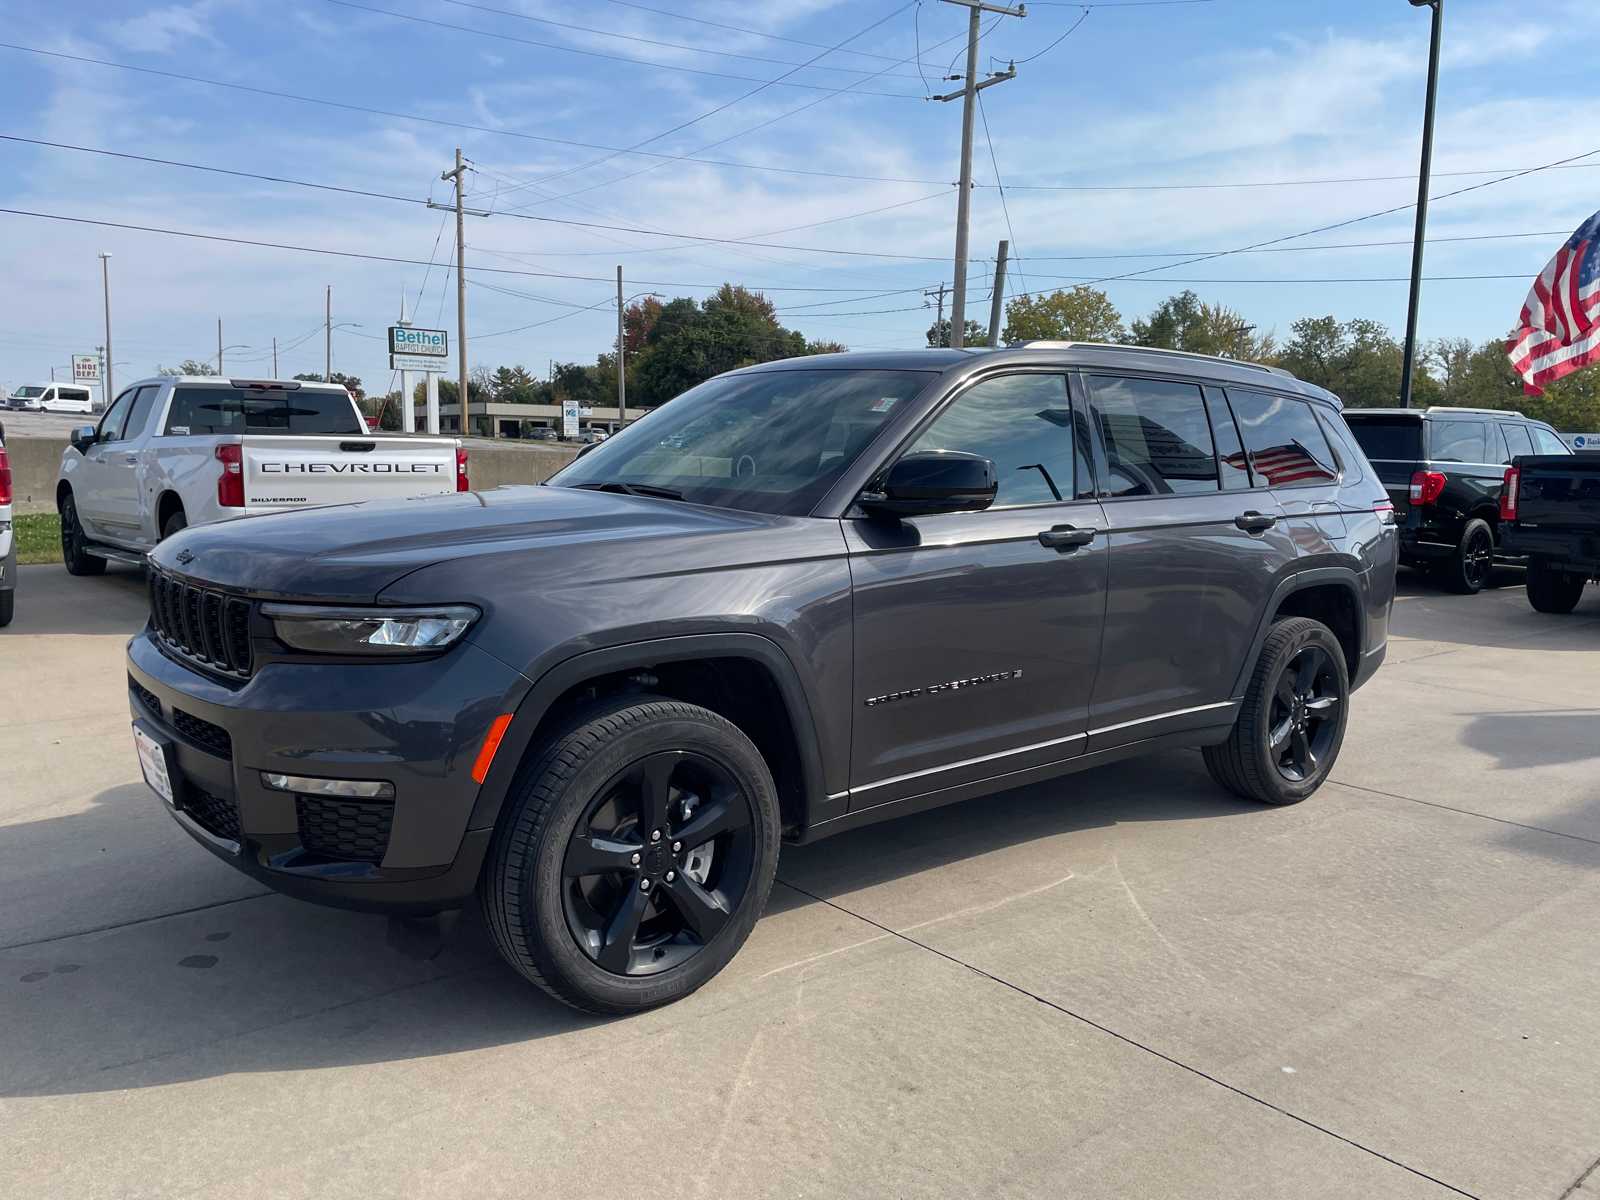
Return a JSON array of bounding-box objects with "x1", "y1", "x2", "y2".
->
[
  {"x1": 594, "y1": 0, "x2": 922, "y2": 64},
  {"x1": 323, "y1": 0, "x2": 921, "y2": 97}
]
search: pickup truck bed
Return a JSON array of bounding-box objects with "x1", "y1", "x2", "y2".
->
[{"x1": 1499, "y1": 453, "x2": 1600, "y2": 612}]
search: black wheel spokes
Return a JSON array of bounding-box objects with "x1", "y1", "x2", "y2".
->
[
  {"x1": 562, "y1": 751, "x2": 754, "y2": 977},
  {"x1": 1269, "y1": 645, "x2": 1341, "y2": 783},
  {"x1": 1465, "y1": 532, "x2": 1493, "y2": 587}
]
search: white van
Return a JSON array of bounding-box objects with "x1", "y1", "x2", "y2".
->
[{"x1": 6, "y1": 384, "x2": 98, "y2": 414}]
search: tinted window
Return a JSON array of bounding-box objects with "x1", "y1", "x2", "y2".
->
[
  {"x1": 1203, "y1": 387, "x2": 1252, "y2": 490},
  {"x1": 1430, "y1": 419, "x2": 1486, "y2": 462},
  {"x1": 122, "y1": 386, "x2": 162, "y2": 441},
  {"x1": 1532, "y1": 426, "x2": 1571, "y2": 455},
  {"x1": 60, "y1": 388, "x2": 91, "y2": 403},
  {"x1": 1229, "y1": 392, "x2": 1339, "y2": 487},
  {"x1": 97, "y1": 389, "x2": 137, "y2": 441},
  {"x1": 554, "y1": 369, "x2": 936, "y2": 516},
  {"x1": 1500, "y1": 423, "x2": 1535, "y2": 459},
  {"x1": 906, "y1": 374, "x2": 1084, "y2": 507},
  {"x1": 1090, "y1": 376, "x2": 1218, "y2": 497},
  {"x1": 164, "y1": 386, "x2": 363, "y2": 436},
  {"x1": 1344, "y1": 416, "x2": 1422, "y2": 460}
]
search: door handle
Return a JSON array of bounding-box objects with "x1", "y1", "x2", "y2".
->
[
  {"x1": 121, "y1": 454, "x2": 138, "y2": 465},
  {"x1": 1235, "y1": 511, "x2": 1277, "y2": 533},
  {"x1": 1038, "y1": 525, "x2": 1096, "y2": 551}
]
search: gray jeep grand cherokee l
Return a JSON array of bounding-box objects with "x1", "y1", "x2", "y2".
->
[{"x1": 127, "y1": 343, "x2": 1396, "y2": 1013}]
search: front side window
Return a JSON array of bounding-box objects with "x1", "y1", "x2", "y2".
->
[
  {"x1": 97, "y1": 389, "x2": 137, "y2": 441},
  {"x1": 1229, "y1": 391, "x2": 1339, "y2": 487},
  {"x1": 1532, "y1": 426, "x2": 1571, "y2": 455},
  {"x1": 122, "y1": 386, "x2": 162, "y2": 441},
  {"x1": 13, "y1": 386, "x2": 46, "y2": 399},
  {"x1": 553, "y1": 369, "x2": 936, "y2": 516},
  {"x1": 1090, "y1": 376, "x2": 1219, "y2": 497},
  {"x1": 1429, "y1": 419, "x2": 1487, "y2": 463},
  {"x1": 164, "y1": 387, "x2": 363, "y2": 436},
  {"x1": 905, "y1": 373, "x2": 1085, "y2": 506}
]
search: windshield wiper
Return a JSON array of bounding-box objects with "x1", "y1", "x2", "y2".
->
[{"x1": 573, "y1": 481, "x2": 686, "y2": 501}]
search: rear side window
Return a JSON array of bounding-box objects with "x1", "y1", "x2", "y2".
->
[
  {"x1": 60, "y1": 388, "x2": 91, "y2": 403},
  {"x1": 1500, "y1": 423, "x2": 1535, "y2": 459},
  {"x1": 1343, "y1": 416, "x2": 1422, "y2": 461},
  {"x1": 164, "y1": 387, "x2": 362, "y2": 436},
  {"x1": 1532, "y1": 427, "x2": 1571, "y2": 455},
  {"x1": 1229, "y1": 391, "x2": 1339, "y2": 487},
  {"x1": 1089, "y1": 376, "x2": 1218, "y2": 497},
  {"x1": 1429, "y1": 419, "x2": 1487, "y2": 462}
]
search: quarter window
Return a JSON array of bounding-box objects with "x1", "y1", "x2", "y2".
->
[
  {"x1": 906, "y1": 373, "x2": 1084, "y2": 506},
  {"x1": 1228, "y1": 391, "x2": 1339, "y2": 487},
  {"x1": 1429, "y1": 419, "x2": 1487, "y2": 463},
  {"x1": 1089, "y1": 376, "x2": 1218, "y2": 497},
  {"x1": 1532, "y1": 427, "x2": 1570, "y2": 455}
]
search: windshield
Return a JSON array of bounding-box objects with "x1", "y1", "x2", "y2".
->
[
  {"x1": 1343, "y1": 416, "x2": 1422, "y2": 461},
  {"x1": 551, "y1": 368, "x2": 937, "y2": 515},
  {"x1": 164, "y1": 386, "x2": 362, "y2": 436},
  {"x1": 14, "y1": 387, "x2": 46, "y2": 398}
]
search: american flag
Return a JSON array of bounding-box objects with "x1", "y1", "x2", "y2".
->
[
  {"x1": 1223, "y1": 445, "x2": 1334, "y2": 487},
  {"x1": 1506, "y1": 208, "x2": 1600, "y2": 395}
]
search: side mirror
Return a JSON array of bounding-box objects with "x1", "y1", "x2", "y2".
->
[
  {"x1": 858, "y1": 450, "x2": 998, "y2": 518},
  {"x1": 69, "y1": 426, "x2": 98, "y2": 452}
]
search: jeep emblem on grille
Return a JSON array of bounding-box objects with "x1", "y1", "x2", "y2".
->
[{"x1": 175, "y1": 549, "x2": 195, "y2": 565}]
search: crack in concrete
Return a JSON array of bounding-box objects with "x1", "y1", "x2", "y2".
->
[
  {"x1": 0, "y1": 891, "x2": 276, "y2": 953},
  {"x1": 1559, "y1": 1152, "x2": 1600, "y2": 1199},
  {"x1": 775, "y1": 878, "x2": 1483, "y2": 1200},
  {"x1": 1328, "y1": 780, "x2": 1600, "y2": 849}
]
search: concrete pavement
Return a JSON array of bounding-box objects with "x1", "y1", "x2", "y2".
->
[{"x1": 2, "y1": 561, "x2": 1598, "y2": 1198}]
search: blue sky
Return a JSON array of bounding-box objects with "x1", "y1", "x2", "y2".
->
[{"x1": 0, "y1": 0, "x2": 1594, "y2": 395}]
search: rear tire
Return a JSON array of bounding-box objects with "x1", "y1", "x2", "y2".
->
[
  {"x1": 0, "y1": 588, "x2": 13, "y2": 627},
  {"x1": 480, "y1": 697, "x2": 781, "y2": 1015},
  {"x1": 161, "y1": 510, "x2": 188, "y2": 540},
  {"x1": 60, "y1": 494, "x2": 106, "y2": 576},
  {"x1": 1203, "y1": 617, "x2": 1349, "y2": 806},
  {"x1": 1436, "y1": 518, "x2": 1495, "y2": 594},
  {"x1": 1526, "y1": 558, "x2": 1588, "y2": 614}
]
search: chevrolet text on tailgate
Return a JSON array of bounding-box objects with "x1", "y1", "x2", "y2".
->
[
  {"x1": 126, "y1": 344, "x2": 1397, "y2": 1015},
  {"x1": 55, "y1": 377, "x2": 466, "y2": 574}
]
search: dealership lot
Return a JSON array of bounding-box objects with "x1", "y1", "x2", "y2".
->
[{"x1": 2, "y1": 562, "x2": 1597, "y2": 1198}]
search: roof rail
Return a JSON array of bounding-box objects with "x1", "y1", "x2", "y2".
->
[
  {"x1": 1007, "y1": 340, "x2": 1297, "y2": 380},
  {"x1": 1346, "y1": 406, "x2": 1527, "y2": 419}
]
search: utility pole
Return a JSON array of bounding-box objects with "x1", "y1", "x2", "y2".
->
[
  {"x1": 617, "y1": 266, "x2": 626, "y2": 429},
  {"x1": 433, "y1": 150, "x2": 489, "y2": 435},
  {"x1": 1400, "y1": 0, "x2": 1443, "y2": 409},
  {"x1": 924, "y1": 282, "x2": 952, "y2": 346},
  {"x1": 273, "y1": 337, "x2": 278, "y2": 378},
  {"x1": 325, "y1": 285, "x2": 332, "y2": 381},
  {"x1": 98, "y1": 252, "x2": 113, "y2": 407},
  {"x1": 1228, "y1": 323, "x2": 1257, "y2": 360},
  {"x1": 933, "y1": 0, "x2": 1023, "y2": 349},
  {"x1": 217, "y1": 319, "x2": 224, "y2": 374},
  {"x1": 987, "y1": 240, "x2": 1009, "y2": 348}
]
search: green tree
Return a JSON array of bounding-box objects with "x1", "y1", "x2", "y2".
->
[
  {"x1": 154, "y1": 359, "x2": 219, "y2": 376},
  {"x1": 926, "y1": 318, "x2": 986, "y2": 348},
  {"x1": 1454, "y1": 339, "x2": 1600, "y2": 431},
  {"x1": 1278, "y1": 316, "x2": 1438, "y2": 408},
  {"x1": 491, "y1": 364, "x2": 540, "y2": 403},
  {"x1": 1129, "y1": 290, "x2": 1275, "y2": 361},
  {"x1": 1003, "y1": 286, "x2": 1124, "y2": 344},
  {"x1": 294, "y1": 371, "x2": 364, "y2": 398}
]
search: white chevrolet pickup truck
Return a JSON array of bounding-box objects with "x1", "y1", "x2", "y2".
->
[{"x1": 55, "y1": 376, "x2": 466, "y2": 574}]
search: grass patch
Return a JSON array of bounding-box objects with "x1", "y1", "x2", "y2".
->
[{"x1": 13, "y1": 512, "x2": 61, "y2": 565}]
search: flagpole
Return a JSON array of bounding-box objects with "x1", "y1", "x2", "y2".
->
[{"x1": 1400, "y1": 0, "x2": 1443, "y2": 410}]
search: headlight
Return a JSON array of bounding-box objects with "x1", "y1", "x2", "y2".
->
[{"x1": 260, "y1": 603, "x2": 479, "y2": 655}]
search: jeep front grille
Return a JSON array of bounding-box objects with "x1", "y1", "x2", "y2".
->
[{"x1": 149, "y1": 568, "x2": 253, "y2": 677}]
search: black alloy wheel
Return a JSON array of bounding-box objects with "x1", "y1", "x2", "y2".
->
[
  {"x1": 1265, "y1": 643, "x2": 1341, "y2": 783},
  {"x1": 481, "y1": 697, "x2": 780, "y2": 1014},
  {"x1": 562, "y1": 750, "x2": 756, "y2": 977},
  {"x1": 1439, "y1": 518, "x2": 1494, "y2": 595},
  {"x1": 60, "y1": 493, "x2": 106, "y2": 577},
  {"x1": 1203, "y1": 616, "x2": 1350, "y2": 805}
]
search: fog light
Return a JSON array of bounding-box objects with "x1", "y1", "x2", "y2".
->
[{"x1": 260, "y1": 772, "x2": 394, "y2": 799}]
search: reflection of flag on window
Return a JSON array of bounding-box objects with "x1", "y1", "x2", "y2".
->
[
  {"x1": 1225, "y1": 444, "x2": 1331, "y2": 486},
  {"x1": 1507, "y1": 208, "x2": 1600, "y2": 396}
]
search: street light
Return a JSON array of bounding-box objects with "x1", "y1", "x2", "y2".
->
[
  {"x1": 1400, "y1": 0, "x2": 1443, "y2": 410},
  {"x1": 325, "y1": 323, "x2": 362, "y2": 383},
  {"x1": 217, "y1": 345, "x2": 249, "y2": 374}
]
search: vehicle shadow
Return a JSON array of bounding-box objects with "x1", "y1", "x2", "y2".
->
[
  {"x1": 0, "y1": 750, "x2": 1256, "y2": 1099},
  {"x1": 2, "y1": 562, "x2": 148, "y2": 637},
  {"x1": 1456, "y1": 709, "x2": 1600, "y2": 866}
]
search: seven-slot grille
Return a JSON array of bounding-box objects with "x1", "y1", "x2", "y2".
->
[{"x1": 148, "y1": 568, "x2": 252, "y2": 676}]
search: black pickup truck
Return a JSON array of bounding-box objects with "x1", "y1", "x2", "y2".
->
[{"x1": 1499, "y1": 454, "x2": 1600, "y2": 612}]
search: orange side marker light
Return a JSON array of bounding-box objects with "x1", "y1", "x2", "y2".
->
[{"x1": 471, "y1": 714, "x2": 515, "y2": 784}]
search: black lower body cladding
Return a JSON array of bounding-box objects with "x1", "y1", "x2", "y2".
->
[{"x1": 126, "y1": 628, "x2": 525, "y2": 914}]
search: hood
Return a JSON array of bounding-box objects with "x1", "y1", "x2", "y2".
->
[{"x1": 148, "y1": 484, "x2": 776, "y2": 602}]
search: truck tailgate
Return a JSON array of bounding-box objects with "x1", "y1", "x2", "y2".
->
[
  {"x1": 240, "y1": 436, "x2": 459, "y2": 510},
  {"x1": 1514, "y1": 455, "x2": 1600, "y2": 532}
]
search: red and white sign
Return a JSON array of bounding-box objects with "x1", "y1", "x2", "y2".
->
[{"x1": 72, "y1": 355, "x2": 100, "y2": 381}]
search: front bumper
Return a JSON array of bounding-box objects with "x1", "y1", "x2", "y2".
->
[{"x1": 127, "y1": 628, "x2": 525, "y2": 914}]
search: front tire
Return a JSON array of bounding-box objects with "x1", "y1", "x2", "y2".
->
[
  {"x1": 1437, "y1": 518, "x2": 1495, "y2": 594},
  {"x1": 1526, "y1": 558, "x2": 1588, "y2": 614},
  {"x1": 481, "y1": 697, "x2": 781, "y2": 1015},
  {"x1": 1203, "y1": 617, "x2": 1349, "y2": 805},
  {"x1": 60, "y1": 494, "x2": 106, "y2": 576}
]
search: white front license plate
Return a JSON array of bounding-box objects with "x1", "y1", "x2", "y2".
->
[{"x1": 133, "y1": 723, "x2": 175, "y2": 807}]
